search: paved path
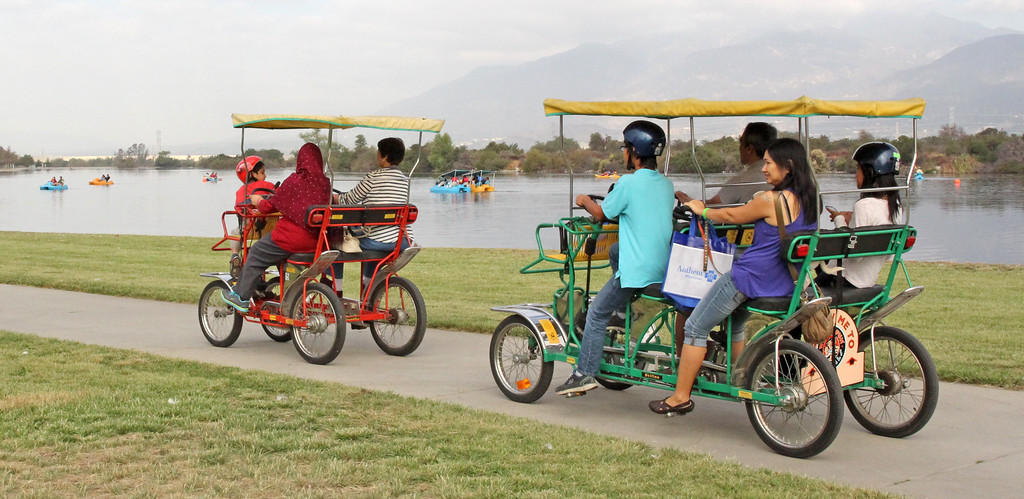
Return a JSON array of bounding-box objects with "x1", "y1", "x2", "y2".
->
[{"x1": 2, "y1": 283, "x2": 1022, "y2": 497}]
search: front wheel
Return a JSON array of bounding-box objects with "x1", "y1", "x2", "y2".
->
[
  {"x1": 198, "y1": 280, "x2": 243, "y2": 347},
  {"x1": 745, "y1": 338, "x2": 843, "y2": 458},
  {"x1": 490, "y1": 316, "x2": 553, "y2": 403},
  {"x1": 368, "y1": 276, "x2": 426, "y2": 356},
  {"x1": 290, "y1": 282, "x2": 346, "y2": 365},
  {"x1": 844, "y1": 326, "x2": 939, "y2": 438}
]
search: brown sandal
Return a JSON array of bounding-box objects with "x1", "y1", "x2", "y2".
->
[{"x1": 648, "y1": 397, "x2": 695, "y2": 415}]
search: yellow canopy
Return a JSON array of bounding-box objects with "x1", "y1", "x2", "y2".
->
[
  {"x1": 543, "y1": 96, "x2": 926, "y2": 119},
  {"x1": 232, "y1": 114, "x2": 444, "y2": 133}
]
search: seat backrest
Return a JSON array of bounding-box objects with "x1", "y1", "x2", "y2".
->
[
  {"x1": 783, "y1": 224, "x2": 915, "y2": 263},
  {"x1": 305, "y1": 204, "x2": 417, "y2": 228}
]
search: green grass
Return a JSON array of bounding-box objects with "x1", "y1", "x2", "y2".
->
[
  {"x1": 0, "y1": 332, "x2": 885, "y2": 497},
  {"x1": 1, "y1": 231, "x2": 1023, "y2": 389}
]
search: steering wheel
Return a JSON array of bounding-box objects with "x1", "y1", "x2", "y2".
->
[{"x1": 673, "y1": 203, "x2": 695, "y2": 222}]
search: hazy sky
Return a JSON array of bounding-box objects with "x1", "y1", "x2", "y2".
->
[{"x1": 3, "y1": 0, "x2": 1023, "y2": 157}]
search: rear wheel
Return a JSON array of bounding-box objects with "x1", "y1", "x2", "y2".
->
[
  {"x1": 198, "y1": 280, "x2": 243, "y2": 347},
  {"x1": 745, "y1": 338, "x2": 843, "y2": 458},
  {"x1": 368, "y1": 276, "x2": 426, "y2": 356},
  {"x1": 844, "y1": 326, "x2": 938, "y2": 438},
  {"x1": 490, "y1": 316, "x2": 553, "y2": 403},
  {"x1": 290, "y1": 282, "x2": 346, "y2": 365},
  {"x1": 259, "y1": 277, "x2": 292, "y2": 342}
]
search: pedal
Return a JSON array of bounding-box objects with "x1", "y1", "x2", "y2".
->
[{"x1": 564, "y1": 391, "x2": 589, "y2": 398}]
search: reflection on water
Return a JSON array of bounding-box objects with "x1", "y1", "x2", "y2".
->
[{"x1": 1, "y1": 168, "x2": 1021, "y2": 265}]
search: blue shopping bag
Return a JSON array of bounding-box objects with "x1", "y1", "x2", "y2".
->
[{"x1": 661, "y1": 217, "x2": 736, "y2": 309}]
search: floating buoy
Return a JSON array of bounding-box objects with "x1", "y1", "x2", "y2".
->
[{"x1": 954, "y1": 178, "x2": 961, "y2": 186}]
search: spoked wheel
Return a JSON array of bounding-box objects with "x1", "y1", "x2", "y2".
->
[
  {"x1": 490, "y1": 316, "x2": 553, "y2": 403},
  {"x1": 844, "y1": 326, "x2": 939, "y2": 438},
  {"x1": 368, "y1": 276, "x2": 426, "y2": 356},
  {"x1": 198, "y1": 280, "x2": 243, "y2": 347},
  {"x1": 596, "y1": 326, "x2": 635, "y2": 391},
  {"x1": 745, "y1": 338, "x2": 843, "y2": 458},
  {"x1": 259, "y1": 277, "x2": 292, "y2": 342},
  {"x1": 290, "y1": 281, "x2": 346, "y2": 365}
]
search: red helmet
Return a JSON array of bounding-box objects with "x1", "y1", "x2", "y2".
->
[{"x1": 235, "y1": 156, "x2": 264, "y2": 182}]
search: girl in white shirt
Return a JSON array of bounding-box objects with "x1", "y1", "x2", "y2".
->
[{"x1": 821, "y1": 142, "x2": 903, "y2": 288}]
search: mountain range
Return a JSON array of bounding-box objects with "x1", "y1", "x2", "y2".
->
[{"x1": 381, "y1": 12, "x2": 1024, "y2": 148}]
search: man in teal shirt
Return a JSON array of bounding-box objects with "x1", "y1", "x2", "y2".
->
[{"x1": 556, "y1": 120, "x2": 675, "y2": 395}]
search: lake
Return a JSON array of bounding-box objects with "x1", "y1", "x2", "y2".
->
[{"x1": 2, "y1": 167, "x2": 1021, "y2": 265}]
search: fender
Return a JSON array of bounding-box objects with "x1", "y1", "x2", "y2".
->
[
  {"x1": 731, "y1": 296, "x2": 832, "y2": 387},
  {"x1": 491, "y1": 304, "x2": 568, "y2": 355},
  {"x1": 858, "y1": 286, "x2": 924, "y2": 330}
]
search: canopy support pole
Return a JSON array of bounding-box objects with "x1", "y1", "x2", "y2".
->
[
  {"x1": 406, "y1": 131, "x2": 424, "y2": 204},
  {"x1": 690, "y1": 117, "x2": 707, "y2": 201},
  {"x1": 664, "y1": 119, "x2": 672, "y2": 175}
]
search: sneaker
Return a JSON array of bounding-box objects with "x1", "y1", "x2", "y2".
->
[
  {"x1": 229, "y1": 254, "x2": 242, "y2": 279},
  {"x1": 555, "y1": 372, "x2": 598, "y2": 395},
  {"x1": 221, "y1": 289, "x2": 250, "y2": 313}
]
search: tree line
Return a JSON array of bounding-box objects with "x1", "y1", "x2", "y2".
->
[{"x1": 5, "y1": 124, "x2": 1023, "y2": 175}]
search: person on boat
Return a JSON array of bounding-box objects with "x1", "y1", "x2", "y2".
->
[
  {"x1": 675, "y1": 122, "x2": 777, "y2": 206},
  {"x1": 555, "y1": 120, "x2": 675, "y2": 396},
  {"x1": 333, "y1": 137, "x2": 416, "y2": 286},
  {"x1": 58, "y1": 176, "x2": 64, "y2": 186},
  {"x1": 221, "y1": 143, "x2": 331, "y2": 313},
  {"x1": 651, "y1": 138, "x2": 819, "y2": 416},
  {"x1": 819, "y1": 142, "x2": 903, "y2": 289},
  {"x1": 50, "y1": 176, "x2": 57, "y2": 184},
  {"x1": 228, "y1": 155, "x2": 277, "y2": 277}
]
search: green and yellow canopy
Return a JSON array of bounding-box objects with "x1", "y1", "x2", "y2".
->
[
  {"x1": 543, "y1": 96, "x2": 926, "y2": 119},
  {"x1": 231, "y1": 114, "x2": 445, "y2": 133}
]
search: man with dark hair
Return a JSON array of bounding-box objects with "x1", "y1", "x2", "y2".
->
[
  {"x1": 377, "y1": 137, "x2": 406, "y2": 165},
  {"x1": 675, "y1": 122, "x2": 777, "y2": 206},
  {"x1": 335, "y1": 137, "x2": 414, "y2": 285},
  {"x1": 555, "y1": 120, "x2": 676, "y2": 395}
]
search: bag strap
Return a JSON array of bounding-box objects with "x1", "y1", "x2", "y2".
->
[{"x1": 772, "y1": 192, "x2": 799, "y2": 283}]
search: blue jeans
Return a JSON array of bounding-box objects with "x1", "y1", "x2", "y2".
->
[
  {"x1": 682, "y1": 271, "x2": 749, "y2": 348},
  {"x1": 329, "y1": 237, "x2": 410, "y2": 281},
  {"x1": 359, "y1": 237, "x2": 410, "y2": 279},
  {"x1": 576, "y1": 243, "x2": 636, "y2": 377}
]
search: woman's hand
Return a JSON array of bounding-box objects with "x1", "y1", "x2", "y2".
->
[
  {"x1": 684, "y1": 200, "x2": 705, "y2": 214},
  {"x1": 249, "y1": 194, "x2": 264, "y2": 206}
]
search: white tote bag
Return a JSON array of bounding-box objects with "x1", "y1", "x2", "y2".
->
[{"x1": 661, "y1": 223, "x2": 734, "y2": 309}]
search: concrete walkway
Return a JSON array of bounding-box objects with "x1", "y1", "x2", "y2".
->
[{"x1": 2, "y1": 283, "x2": 1022, "y2": 497}]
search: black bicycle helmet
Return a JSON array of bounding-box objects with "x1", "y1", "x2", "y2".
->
[
  {"x1": 622, "y1": 120, "x2": 666, "y2": 158},
  {"x1": 852, "y1": 142, "x2": 900, "y2": 176}
]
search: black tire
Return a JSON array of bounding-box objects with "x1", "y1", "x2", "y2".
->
[
  {"x1": 844, "y1": 326, "x2": 939, "y2": 438},
  {"x1": 198, "y1": 280, "x2": 243, "y2": 347},
  {"x1": 490, "y1": 316, "x2": 554, "y2": 403},
  {"x1": 290, "y1": 282, "x2": 346, "y2": 365},
  {"x1": 745, "y1": 338, "x2": 844, "y2": 458},
  {"x1": 259, "y1": 277, "x2": 292, "y2": 342},
  {"x1": 368, "y1": 276, "x2": 426, "y2": 356}
]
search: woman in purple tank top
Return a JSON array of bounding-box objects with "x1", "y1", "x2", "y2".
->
[{"x1": 649, "y1": 138, "x2": 819, "y2": 416}]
